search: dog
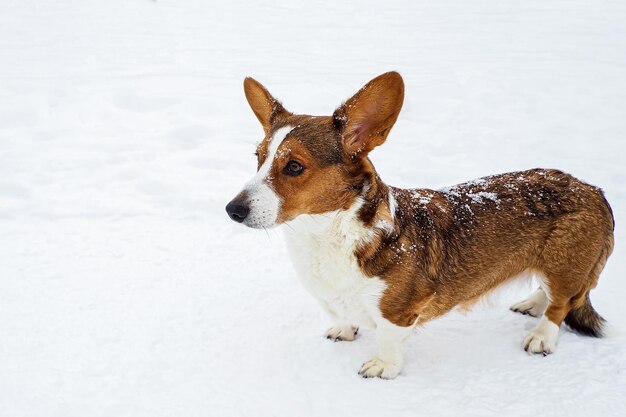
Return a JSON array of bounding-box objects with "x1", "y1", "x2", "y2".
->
[{"x1": 226, "y1": 72, "x2": 614, "y2": 379}]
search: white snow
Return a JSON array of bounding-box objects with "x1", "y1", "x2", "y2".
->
[{"x1": 1, "y1": 1, "x2": 626, "y2": 416}]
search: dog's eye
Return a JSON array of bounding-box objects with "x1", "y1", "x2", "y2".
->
[
  {"x1": 284, "y1": 160, "x2": 304, "y2": 176},
  {"x1": 254, "y1": 151, "x2": 259, "y2": 157}
]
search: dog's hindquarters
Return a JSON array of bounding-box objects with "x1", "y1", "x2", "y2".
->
[
  {"x1": 563, "y1": 230, "x2": 613, "y2": 337},
  {"x1": 522, "y1": 186, "x2": 614, "y2": 352}
]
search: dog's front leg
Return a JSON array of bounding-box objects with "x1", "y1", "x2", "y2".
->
[
  {"x1": 316, "y1": 300, "x2": 359, "y2": 342},
  {"x1": 325, "y1": 324, "x2": 359, "y2": 341},
  {"x1": 358, "y1": 319, "x2": 412, "y2": 379}
]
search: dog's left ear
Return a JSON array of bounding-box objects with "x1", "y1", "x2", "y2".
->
[
  {"x1": 243, "y1": 77, "x2": 289, "y2": 134},
  {"x1": 333, "y1": 71, "x2": 404, "y2": 159}
]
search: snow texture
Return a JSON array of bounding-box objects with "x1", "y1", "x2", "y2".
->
[{"x1": 1, "y1": 1, "x2": 625, "y2": 416}]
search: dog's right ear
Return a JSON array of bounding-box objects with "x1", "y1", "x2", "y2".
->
[
  {"x1": 243, "y1": 77, "x2": 289, "y2": 134},
  {"x1": 333, "y1": 72, "x2": 404, "y2": 160}
]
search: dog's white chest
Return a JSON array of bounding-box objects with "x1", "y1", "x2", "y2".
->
[{"x1": 283, "y1": 208, "x2": 385, "y2": 327}]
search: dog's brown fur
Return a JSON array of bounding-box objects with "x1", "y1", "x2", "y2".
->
[
  {"x1": 355, "y1": 167, "x2": 614, "y2": 334},
  {"x1": 242, "y1": 71, "x2": 614, "y2": 339}
]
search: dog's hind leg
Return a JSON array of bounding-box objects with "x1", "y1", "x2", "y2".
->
[
  {"x1": 523, "y1": 211, "x2": 611, "y2": 355},
  {"x1": 523, "y1": 297, "x2": 569, "y2": 355},
  {"x1": 510, "y1": 287, "x2": 548, "y2": 317}
]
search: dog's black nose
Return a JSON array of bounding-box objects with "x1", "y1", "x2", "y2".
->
[{"x1": 226, "y1": 201, "x2": 250, "y2": 223}]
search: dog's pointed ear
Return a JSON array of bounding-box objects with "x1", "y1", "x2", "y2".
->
[
  {"x1": 333, "y1": 72, "x2": 404, "y2": 159},
  {"x1": 243, "y1": 77, "x2": 289, "y2": 134}
]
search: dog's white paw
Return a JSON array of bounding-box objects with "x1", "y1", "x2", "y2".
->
[
  {"x1": 510, "y1": 289, "x2": 548, "y2": 317},
  {"x1": 511, "y1": 300, "x2": 543, "y2": 317},
  {"x1": 358, "y1": 357, "x2": 402, "y2": 379},
  {"x1": 523, "y1": 318, "x2": 559, "y2": 355},
  {"x1": 325, "y1": 325, "x2": 358, "y2": 342}
]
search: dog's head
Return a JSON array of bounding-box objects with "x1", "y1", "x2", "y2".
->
[{"x1": 226, "y1": 72, "x2": 404, "y2": 228}]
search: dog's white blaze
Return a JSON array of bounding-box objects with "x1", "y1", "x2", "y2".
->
[
  {"x1": 254, "y1": 125, "x2": 293, "y2": 181},
  {"x1": 243, "y1": 126, "x2": 293, "y2": 228}
]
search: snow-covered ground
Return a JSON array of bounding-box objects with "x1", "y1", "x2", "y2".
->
[{"x1": 1, "y1": 1, "x2": 625, "y2": 416}]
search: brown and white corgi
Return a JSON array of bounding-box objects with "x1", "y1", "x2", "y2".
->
[{"x1": 226, "y1": 72, "x2": 614, "y2": 379}]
